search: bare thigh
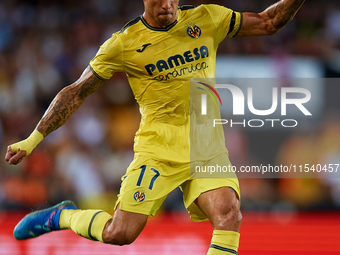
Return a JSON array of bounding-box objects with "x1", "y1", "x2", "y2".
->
[
  {"x1": 102, "y1": 203, "x2": 148, "y2": 245},
  {"x1": 195, "y1": 186, "x2": 242, "y2": 232}
]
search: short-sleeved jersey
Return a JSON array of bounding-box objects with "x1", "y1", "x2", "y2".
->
[{"x1": 90, "y1": 4, "x2": 242, "y2": 163}]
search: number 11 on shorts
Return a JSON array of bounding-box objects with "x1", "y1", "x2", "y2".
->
[{"x1": 136, "y1": 165, "x2": 160, "y2": 190}]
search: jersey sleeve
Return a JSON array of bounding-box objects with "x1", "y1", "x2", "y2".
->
[
  {"x1": 89, "y1": 33, "x2": 124, "y2": 80},
  {"x1": 203, "y1": 4, "x2": 243, "y2": 43}
]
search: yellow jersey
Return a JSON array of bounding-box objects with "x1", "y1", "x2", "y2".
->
[{"x1": 90, "y1": 4, "x2": 242, "y2": 163}]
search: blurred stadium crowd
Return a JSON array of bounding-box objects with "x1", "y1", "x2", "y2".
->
[{"x1": 0, "y1": 0, "x2": 340, "y2": 212}]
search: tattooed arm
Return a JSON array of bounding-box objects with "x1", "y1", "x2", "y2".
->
[
  {"x1": 5, "y1": 66, "x2": 105, "y2": 165},
  {"x1": 36, "y1": 66, "x2": 104, "y2": 137},
  {"x1": 236, "y1": 0, "x2": 305, "y2": 37}
]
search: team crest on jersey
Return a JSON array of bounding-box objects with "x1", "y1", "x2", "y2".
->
[
  {"x1": 186, "y1": 23, "x2": 201, "y2": 39},
  {"x1": 134, "y1": 191, "x2": 145, "y2": 202}
]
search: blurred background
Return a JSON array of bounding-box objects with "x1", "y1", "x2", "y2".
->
[{"x1": 0, "y1": 0, "x2": 340, "y2": 253}]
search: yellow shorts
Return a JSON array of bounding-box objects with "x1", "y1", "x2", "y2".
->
[{"x1": 114, "y1": 153, "x2": 240, "y2": 222}]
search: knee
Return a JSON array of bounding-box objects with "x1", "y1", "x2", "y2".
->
[
  {"x1": 214, "y1": 204, "x2": 242, "y2": 230},
  {"x1": 101, "y1": 208, "x2": 147, "y2": 246},
  {"x1": 103, "y1": 228, "x2": 137, "y2": 246}
]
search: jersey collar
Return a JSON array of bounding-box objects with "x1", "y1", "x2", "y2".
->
[{"x1": 140, "y1": 15, "x2": 178, "y2": 32}]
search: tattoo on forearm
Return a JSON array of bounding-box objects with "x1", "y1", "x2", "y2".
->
[
  {"x1": 60, "y1": 107, "x2": 69, "y2": 119},
  {"x1": 37, "y1": 69, "x2": 104, "y2": 137},
  {"x1": 79, "y1": 75, "x2": 102, "y2": 100},
  {"x1": 266, "y1": 0, "x2": 305, "y2": 30}
]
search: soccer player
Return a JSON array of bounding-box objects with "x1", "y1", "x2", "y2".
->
[{"x1": 5, "y1": 0, "x2": 305, "y2": 254}]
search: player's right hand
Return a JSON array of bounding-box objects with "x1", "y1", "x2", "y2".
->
[
  {"x1": 5, "y1": 130, "x2": 44, "y2": 165},
  {"x1": 5, "y1": 145, "x2": 27, "y2": 165}
]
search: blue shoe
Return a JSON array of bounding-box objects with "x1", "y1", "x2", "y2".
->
[{"x1": 13, "y1": 200, "x2": 77, "y2": 240}]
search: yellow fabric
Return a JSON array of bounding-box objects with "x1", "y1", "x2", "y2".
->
[
  {"x1": 59, "y1": 209, "x2": 112, "y2": 242},
  {"x1": 90, "y1": 5, "x2": 242, "y2": 163},
  {"x1": 207, "y1": 230, "x2": 240, "y2": 255},
  {"x1": 10, "y1": 129, "x2": 44, "y2": 156},
  {"x1": 182, "y1": 178, "x2": 240, "y2": 222},
  {"x1": 190, "y1": 78, "x2": 229, "y2": 162},
  {"x1": 114, "y1": 154, "x2": 190, "y2": 216},
  {"x1": 115, "y1": 153, "x2": 240, "y2": 221}
]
